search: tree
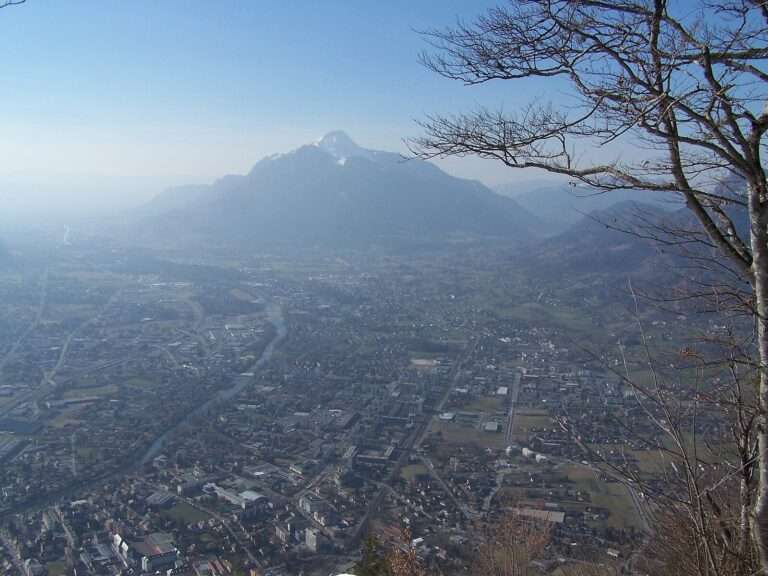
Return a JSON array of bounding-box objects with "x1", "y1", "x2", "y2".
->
[
  {"x1": 369, "y1": 515, "x2": 552, "y2": 576},
  {"x1": 472, "y1": 510, "x2": 552, "y2": 576},
  {"x1": 355, "y1": 535, "x2": 393, "y2": 576},
  {"x1": 560, "y1": 322, "x2": 760, "y2": 575},
  {"x1": 412, "y1": 0, "x2": 768, "y2": 571}
]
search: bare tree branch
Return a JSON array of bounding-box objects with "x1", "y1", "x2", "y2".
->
[{"x1": 413, "y1": 1, "x2": 768, "y2": 572}]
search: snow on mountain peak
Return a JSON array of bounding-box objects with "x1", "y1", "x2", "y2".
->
[{"x1": 315, "y1": 131, "x2": 372, "y2": 162}]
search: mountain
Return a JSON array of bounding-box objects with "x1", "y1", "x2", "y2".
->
[
  {"x1": 496, "y1": 181, "x2": 675, "y2": 228},
  {"x1": 138, "y1": 184, "x2": 212, "y2": 217},
  {"x1": 139, "y1": 132, "x2": 542, "y2": 249},
  {"x1": 527, "y1": 201, "x2": 670, "y2": 275}
]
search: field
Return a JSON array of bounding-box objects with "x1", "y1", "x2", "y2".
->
[
  {"x1": 459, "y1": 395, "x2": 506, "y2": 413},
  {"x1": 124, "y1": 377, "x2": 156, "y2": 389},
  {"x1": 552, "y1": 563, "x2": 621, "y2": 576},
  {"x1": 63, "y1": 383, "x2": 119, "y2": 399},
  {"x1": 46, "y1": 561, "x2": 67, "y2": 576},
  {"x1": 50, "y1": 404, "x2": 87, "y2": 428},
  {"x1": 163, "y1": 501, "x2": 210, "y2": 525},
  {"x1": 627, "y1": 449, "x2": 666, "y2": 475},
  {"x1": 589, "y1": 433, "x2": 729, "y2": 477},
  {"x1": 429, "y1": 420, "x2": 508, "y2": 452},
  {"x1": 493, "y1": 302, "x2": 596, "y2": 334},
  {"x1": 511, "y1": 409, "x2": 552, "y2": 441},
  {"x1": 562, "y1": 465, "x2": 643, "y2": 530},
  {"x1": 401, "y1": 463, "x2": 429, "y2": 481}
]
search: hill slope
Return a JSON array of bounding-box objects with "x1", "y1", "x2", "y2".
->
[
  {"x1": 526, "y1": 201, "x2": 670, "y2": 275},
  {"x1": 497, "y1": 181, "x2": 675, "y2": 228}
]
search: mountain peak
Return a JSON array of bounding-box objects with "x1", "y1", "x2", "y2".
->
[
  {"x1": 315, "y1": 131, "x2": 366, "y2": 161},
  {"x1": 317, "y1": 130, "x2": 357, "y2": 147},
  {"x1": 141, "y1": 131, "x2": 540, "y2": 248}
]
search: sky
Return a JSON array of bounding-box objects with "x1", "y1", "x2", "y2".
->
[{"x1": 0, "y1": 0, "x2": 569, "y2": 219}]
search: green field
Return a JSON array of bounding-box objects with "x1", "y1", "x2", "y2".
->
[
  {"x1": 46, "y1": 561, "x2": 67, "y2": 576},
  {"x1": 429, "y1": 420, "x2": 508, "y2": 451},
  {"x1": 493, "y1": 302, "x2": 596, "y2": 334},
  {"x1": 627, "y1": 449, "x2": 666, "y2": 475},
  {"x1": 460, "y1": 395, "x2": 506, "y2": 413},
  {"x1": 563, "y1": 465, "x2": 643, "y2": 530},
  {"x1": 401, "y1": 463, "x2": 429, "y2": 481},
  {"x1": 124, "y1": 377, "x2": 156, "y2": 388},
  {"x1": 63, "y1": 383, "x2": 119, "y2": 399},
  {"x1": 50, "y1": 405, "x2": 87, "y2": 428},
  {"x1": 511, "y1": 409, "x2": 552, "y2": 441},
  {"x1": 163, "y1": 501, "x2": 211, "y2": 525}
]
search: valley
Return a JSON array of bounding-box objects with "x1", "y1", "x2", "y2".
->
[{"x1": 0, "y1": 234, "x2": 711, "y2": 575}]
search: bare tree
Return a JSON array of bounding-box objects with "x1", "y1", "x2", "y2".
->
[
  {"x1": 472, "y1": 510, "x2": 552, "y2": 576},
  {"x1": 644, "y1": 499, "x2": 758, "y2": 576},
  {"x1": 379, "y1": 513, "x2": 552, "y2": 576},
  {"x1": 411, "y1": 0, "x2": 768, "y2": 571},
  {"x1": 561, "y1": 312, "x2": 760, "y2": 575},
  {"x1": 370, "y1": 514, "x2": 613, "y2": 576},
  {"x1": 386, "y1": 528, "x2": 429, "y2": 576}
]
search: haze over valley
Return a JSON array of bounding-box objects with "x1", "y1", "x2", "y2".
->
[{"x1": 0, "y1": 2, "x2": 763, "y2": 576}]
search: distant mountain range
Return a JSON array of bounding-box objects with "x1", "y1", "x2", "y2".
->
[
  {"x1": 523, "y1": 196, "x2": 753, "y2": 290},
  {"x1": 130, "y1": 130, "x2": 734, "y2": 280},
  {"x1": 527, "y1": 201, "x2": 668, "y2": 275},
  {"x1": 138, "y1": 132, "x2": 543, "y2": 248},
  {"x1": 496, "y1": 181, "x2": 676, "y2": 228}
]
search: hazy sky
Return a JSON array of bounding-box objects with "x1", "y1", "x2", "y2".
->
[{"x1": 0, "y1": 1, "x2": 570, "y2": 218}]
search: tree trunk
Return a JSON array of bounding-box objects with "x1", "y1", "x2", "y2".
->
[
  {"x1": 750, "y1": 180, "x2": 768, "y2": 574},
  {"x1": 742, "y1": 474, "x2": 753, "y2": 570}
]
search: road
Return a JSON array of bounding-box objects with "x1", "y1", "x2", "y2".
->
[
  {"x1": 138, "y1": 477, "x2": 264, "y2": 572},
  {"x1": 504, "y1": 369, "x2": 523, "y2": 443},
  {"x1": 181, "y1": 495, "x2": 262, "y2": 570},
  {"x1": 561, "y1": 431, "x2": 653, "y2": 533},
  {"x1": 290, "y1": 463, "x2": 340, "y2": 541},
  {"x1": 0, "y1": 304, "x2": 287, "y2": 521},
  {"x1": 482, "y1": 469, "x2": 510, "y2": 513},
  {"x1": 295, "y1": 462, "x2": 334, "y2": 501},
  {"x1": 473, "y1": 369, "x2": 524, "y2": 514},
  {"x1": 551, "y1": 453, "x2": 653, "y2": 534},
  {"x1": 178, "y1": 294, "x2": 212, "y2": 357},
  {"x1": 350, "y1": 337, "x2": 478, "y2": 546},
  {"x1": 414, "y1": 338, "x2": 477, "y2": 451},
  {"x1": 0, "y1": 289, "x2": 122, "y2": 419},
  {"x1": 348, "y1": 418, "x2": 428, "y2": 547},
  {"x1": 140, "y1": 304, "x2": 286, "y2": 466},
  {"x1": 419, "y1": 455, "x2": 473, "y2": 520},
  {"x1": 155, "y1": 344, "x2": 181, "y2": 369},
  {"x1": 0, "y1": 528, "x2": 24, "y2": 574},
  {"x1": 0, "y1": 268, "x2": 48, "y2": 377}
]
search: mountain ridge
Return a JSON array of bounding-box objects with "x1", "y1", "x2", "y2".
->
[
  {"x1": 137, "y1": 132, "x2": 542, "y2": 249},
  {"x1": 524, "y1": 200, "x2": 670, "y2": 275},
  {"x1": 496, "y1": 181, "x2": 676, "y2": 228}
]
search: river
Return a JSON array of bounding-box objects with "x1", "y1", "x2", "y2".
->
[
  {"x1": 0, "y1": 304, "x2": 287, "y2": 520},
  {"x1": 140, "y1": 303, "x2": 287, "y2": 465}
]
